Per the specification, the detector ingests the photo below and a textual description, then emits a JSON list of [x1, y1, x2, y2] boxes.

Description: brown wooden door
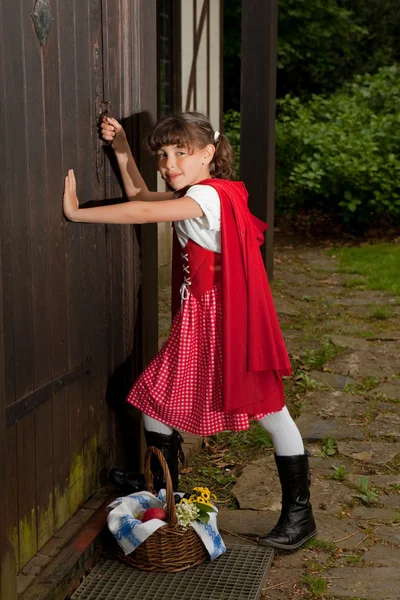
[[0, 0, 155, 572]]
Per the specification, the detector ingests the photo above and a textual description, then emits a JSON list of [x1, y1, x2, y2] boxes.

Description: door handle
[[96, 100, 112, 182]]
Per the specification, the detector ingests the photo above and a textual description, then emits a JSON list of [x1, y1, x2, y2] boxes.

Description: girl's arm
[[102, 117, 174, 202], [63, 169, 202, 224]]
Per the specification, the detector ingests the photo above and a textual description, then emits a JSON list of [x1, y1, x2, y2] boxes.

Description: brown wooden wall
[[0, 0, 158, 572]]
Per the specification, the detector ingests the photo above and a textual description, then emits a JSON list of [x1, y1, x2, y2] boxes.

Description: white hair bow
[[214, 131, 220, 142]]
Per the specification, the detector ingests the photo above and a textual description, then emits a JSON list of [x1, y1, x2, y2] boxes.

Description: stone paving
[[218, 240, 400, 600]]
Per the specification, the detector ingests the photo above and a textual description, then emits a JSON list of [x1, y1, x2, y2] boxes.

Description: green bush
[[223, 109, 241, 178], [275, 66, 400, 226], [277, 0, 366, 97]]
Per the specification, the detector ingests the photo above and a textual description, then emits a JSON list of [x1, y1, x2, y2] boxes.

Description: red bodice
[[172, 231, 221, 315]]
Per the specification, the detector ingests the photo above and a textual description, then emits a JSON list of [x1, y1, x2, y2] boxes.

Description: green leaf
[[192, 502, 217, 514], [197, 514, 210, 525]]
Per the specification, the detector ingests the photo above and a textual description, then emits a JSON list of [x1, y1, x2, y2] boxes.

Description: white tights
[[258, 406, 304, 456], [142, 406, 304, 457]]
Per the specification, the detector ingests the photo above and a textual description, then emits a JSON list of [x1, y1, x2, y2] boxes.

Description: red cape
[[172, 178, 292, 414]]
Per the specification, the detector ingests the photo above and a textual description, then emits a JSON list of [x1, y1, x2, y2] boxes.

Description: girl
[[63, 111, 316, 550]]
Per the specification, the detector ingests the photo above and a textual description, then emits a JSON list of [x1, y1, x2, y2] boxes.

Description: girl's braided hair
[[145, 111, 236, 180]]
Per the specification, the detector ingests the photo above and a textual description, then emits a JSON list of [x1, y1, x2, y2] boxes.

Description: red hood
[[173, 178, 291, 414]]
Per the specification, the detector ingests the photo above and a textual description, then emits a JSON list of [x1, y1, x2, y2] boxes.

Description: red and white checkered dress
[[126, 185, 276, 435], [126, 279, 268, 436]]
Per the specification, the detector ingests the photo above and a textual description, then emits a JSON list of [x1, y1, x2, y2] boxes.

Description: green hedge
[[275, 66, 400, 225], [223, 109, 241, 178], [224, 67, 400, 227]]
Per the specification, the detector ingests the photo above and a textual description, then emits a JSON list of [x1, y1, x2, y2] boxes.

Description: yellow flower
[[193, 486, 212, 493], [187, 487, 216, 508]]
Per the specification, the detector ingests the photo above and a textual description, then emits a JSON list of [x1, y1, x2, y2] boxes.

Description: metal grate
[[71, 545, 274, 600]]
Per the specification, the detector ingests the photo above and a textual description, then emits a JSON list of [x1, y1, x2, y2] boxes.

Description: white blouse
[[174, 184, 221, 252]]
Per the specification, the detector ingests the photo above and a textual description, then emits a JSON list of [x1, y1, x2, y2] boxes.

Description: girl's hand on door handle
[[101, 117, 126, 150]]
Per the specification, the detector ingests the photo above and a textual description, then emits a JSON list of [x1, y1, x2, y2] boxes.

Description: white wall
[[180, 0, 222, 130]]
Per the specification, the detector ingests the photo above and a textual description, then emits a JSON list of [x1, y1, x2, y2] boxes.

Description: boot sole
[[258, 529, 317, 550]]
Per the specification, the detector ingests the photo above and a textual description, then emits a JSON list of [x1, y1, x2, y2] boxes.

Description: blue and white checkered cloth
[[107, 490, 226, 560]]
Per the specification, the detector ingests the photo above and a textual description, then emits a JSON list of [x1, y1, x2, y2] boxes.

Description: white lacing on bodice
[[180, 252, 192, 303]]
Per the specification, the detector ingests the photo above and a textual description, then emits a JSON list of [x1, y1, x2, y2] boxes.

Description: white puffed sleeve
[[185, 184, 221, 232]]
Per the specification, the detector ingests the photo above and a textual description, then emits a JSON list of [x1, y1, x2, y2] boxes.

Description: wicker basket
[[120, 446, 209, 572]]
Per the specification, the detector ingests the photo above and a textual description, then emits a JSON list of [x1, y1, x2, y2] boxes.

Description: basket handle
[[144, 446, 177, 526]]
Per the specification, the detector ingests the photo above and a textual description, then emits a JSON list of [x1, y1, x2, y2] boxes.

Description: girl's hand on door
[[101, 117, 126, 150], [63, 169, 80, 221]]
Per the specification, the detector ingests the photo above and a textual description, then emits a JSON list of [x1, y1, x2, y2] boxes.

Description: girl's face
[[156, 143, 215, 190]]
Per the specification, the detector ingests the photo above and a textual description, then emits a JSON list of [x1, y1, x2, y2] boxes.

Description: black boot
[[108, 429, 184, 494], [144, 429, 185, 492], [107, 468, 146, 494], [258, 453, 316, 550]]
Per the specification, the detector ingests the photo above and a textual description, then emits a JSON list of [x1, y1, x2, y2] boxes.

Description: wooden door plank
[[130, 0, 159, 471], [58, 0, 84, 521], [75, 0, 101, 501], [2, 0, 34, 402], [22, 0, 51, 390], [102, 0, 132, 469], [136, 0, 159, 368], [103, 0, 125, 373], [1, 0, 38, 569], [0, 0, 19, 578], [52, 390, 71, 531], [5, 427, 19, 572], [17, 414, 37, 568], [44, 2, 71, 535], [21, 0, 55, 553], [91, 0, 110, 480], [0, 215, 17, 599], [34, 403, 54, 550], [0, 0, 16, 407]]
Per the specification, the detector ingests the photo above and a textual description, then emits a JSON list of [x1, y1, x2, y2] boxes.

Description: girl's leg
[[257, 406, 304, 456], [257, 406, 316, 550], [142, 415, 183, 491], [142, 414, 173, 435], [108, 414, 183, 492]]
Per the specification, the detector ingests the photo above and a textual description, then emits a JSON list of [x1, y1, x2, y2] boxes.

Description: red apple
[[141, 508, 167, 523]]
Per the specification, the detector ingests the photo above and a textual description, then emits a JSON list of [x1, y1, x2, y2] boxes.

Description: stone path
[[218, 241, 400, 600]]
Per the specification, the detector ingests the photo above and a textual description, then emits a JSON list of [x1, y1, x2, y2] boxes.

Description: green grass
[[295, 371, 317, 390], [328, 243, 400, 295], [343, 376, 380, 395], [343, 276, 367, 289], [343, 554, 363, 565], [368, 305, 392, 320], [301, 573, 329, 597], [354, 476, 379, 504], [179, 421, 274, 506], [331, 465, 347, 481], [320, 438, 337, 457], [302, 340, 341, 370], [304, 538, 336, 553], [213, 424, 273, 451]]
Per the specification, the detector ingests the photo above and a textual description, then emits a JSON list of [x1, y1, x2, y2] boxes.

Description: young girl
[[63, 111, 316, 550]]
